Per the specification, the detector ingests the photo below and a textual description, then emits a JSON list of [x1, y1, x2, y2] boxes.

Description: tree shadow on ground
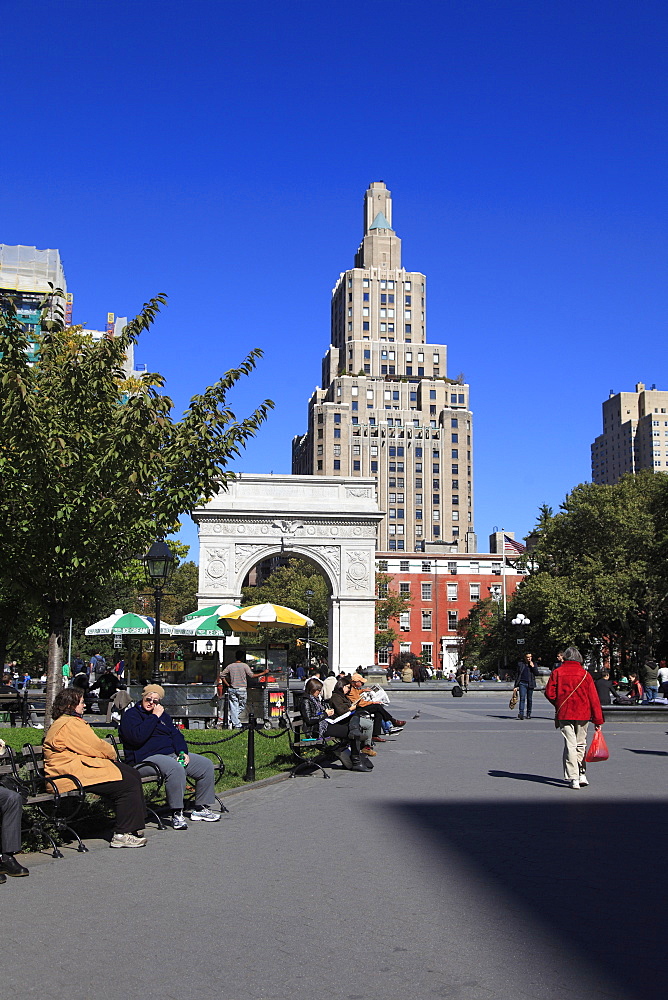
[[385, 798, 668, 1000], [624, 748, 668, 756]]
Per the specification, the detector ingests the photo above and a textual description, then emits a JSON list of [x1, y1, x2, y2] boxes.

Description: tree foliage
[[375, 572, 411, 652], [0, 293, 273, 718], [459, 473, 668, 673], [241, 557, 329, 666]]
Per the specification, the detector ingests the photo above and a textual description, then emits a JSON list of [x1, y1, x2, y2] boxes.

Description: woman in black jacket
[[300, 678, 370, 772]]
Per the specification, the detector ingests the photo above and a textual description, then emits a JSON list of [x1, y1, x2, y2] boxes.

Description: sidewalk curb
[[222, 770, 293, 799]]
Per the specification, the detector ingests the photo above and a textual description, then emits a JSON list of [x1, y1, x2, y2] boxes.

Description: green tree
[[0, 294, 273, 721], [241, 557, 329, 666], [375, 572, 411, 652], [510, 472, 668, 668]]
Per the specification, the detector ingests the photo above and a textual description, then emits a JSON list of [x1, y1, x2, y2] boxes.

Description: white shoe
[[579, 773, 589, 786], [110, 832, 147, 848], [189, 806, 220, 822], [569, 779, 580, 789]]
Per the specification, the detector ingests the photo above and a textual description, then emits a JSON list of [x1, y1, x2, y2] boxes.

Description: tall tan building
[[292, 182, 475, 553], [591, 382, 668, 483]]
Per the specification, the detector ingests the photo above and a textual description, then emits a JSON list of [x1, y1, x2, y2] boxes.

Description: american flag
[[504, 534, 526, 555]]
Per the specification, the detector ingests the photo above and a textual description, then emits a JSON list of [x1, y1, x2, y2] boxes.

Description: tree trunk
[[0, 629, 7, 677], [44, 601, 66, 728]]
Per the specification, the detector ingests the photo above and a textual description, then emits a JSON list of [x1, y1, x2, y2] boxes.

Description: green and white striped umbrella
[[183, 604, 240, 621], [85, 609, 173, 636], [171, 613, 235, 638]]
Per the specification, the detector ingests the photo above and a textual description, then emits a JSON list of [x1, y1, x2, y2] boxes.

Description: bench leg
[[146, 804, 167, 830]]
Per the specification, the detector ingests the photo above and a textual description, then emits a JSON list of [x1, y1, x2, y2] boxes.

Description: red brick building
[[376, 551, 524, 674]]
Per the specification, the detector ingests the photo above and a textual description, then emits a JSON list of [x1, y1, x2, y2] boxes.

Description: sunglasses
[[143, 697, 161, 705]]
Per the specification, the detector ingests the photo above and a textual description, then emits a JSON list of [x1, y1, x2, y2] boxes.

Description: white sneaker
[[189, 806, 220, 822], [171, 811, 188, 830], [110, 832, 147, 848], [579, 773, 589, 786], [569, 779, 581, 789]]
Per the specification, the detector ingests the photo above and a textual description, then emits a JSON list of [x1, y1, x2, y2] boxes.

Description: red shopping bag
[[585, 728, 609, 763]]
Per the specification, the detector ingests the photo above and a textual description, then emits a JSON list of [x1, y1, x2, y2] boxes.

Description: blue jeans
[[518, 682, 533, 718], [227, 687, 247, 727], [645, 684, 658, 702]]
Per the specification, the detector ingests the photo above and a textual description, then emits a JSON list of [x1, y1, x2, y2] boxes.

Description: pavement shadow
[[386, 797, 668, 1000], [488, 769, 565, 786], [624, 748, 668, 757]]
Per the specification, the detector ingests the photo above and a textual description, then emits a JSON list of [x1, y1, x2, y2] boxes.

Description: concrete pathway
[[5, 693, 665, 1000]]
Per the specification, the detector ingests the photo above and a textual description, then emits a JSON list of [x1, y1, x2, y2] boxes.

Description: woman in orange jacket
[[44, 688, 147, 848]]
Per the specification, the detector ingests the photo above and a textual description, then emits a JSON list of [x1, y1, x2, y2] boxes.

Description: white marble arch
[[191, 474, 384, 673]]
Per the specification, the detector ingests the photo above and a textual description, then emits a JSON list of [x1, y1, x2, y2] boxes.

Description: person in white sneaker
[[120, 685, 220, 829], [544, 646, 605, 789], [43, 689, 147, 847]]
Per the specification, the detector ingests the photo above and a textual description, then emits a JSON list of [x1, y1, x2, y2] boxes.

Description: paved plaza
[[5, 692, 666, 1000]]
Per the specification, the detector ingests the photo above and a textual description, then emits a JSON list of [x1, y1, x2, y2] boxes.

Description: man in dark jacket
[[120, 684, 220, 830], [514, 653, 537, 720]]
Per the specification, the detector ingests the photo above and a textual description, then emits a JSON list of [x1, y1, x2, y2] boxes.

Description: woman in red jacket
[[544, 646, 604, 789]]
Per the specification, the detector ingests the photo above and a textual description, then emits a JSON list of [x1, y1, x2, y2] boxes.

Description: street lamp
[[511, 613, 531, 647], [305, 589, 314, 673], [142, 539, 176, 682]]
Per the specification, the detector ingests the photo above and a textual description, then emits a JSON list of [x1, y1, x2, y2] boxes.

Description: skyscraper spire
[[293, 182, 474, 555]]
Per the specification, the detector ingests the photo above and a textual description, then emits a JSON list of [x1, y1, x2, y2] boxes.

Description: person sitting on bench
[[120, 684, 220, 830], [0, 740, 29, 879], [43, 689, 147, 849], [300, 678, 370, 772]]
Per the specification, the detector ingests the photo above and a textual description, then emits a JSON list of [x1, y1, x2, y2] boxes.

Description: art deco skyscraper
[[292, 182, 475, 553]]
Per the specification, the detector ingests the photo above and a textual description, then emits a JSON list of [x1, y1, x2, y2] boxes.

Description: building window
[[334, 428, 341, 438], [470, 584, 480, 601], [400, 612, 410, 631], [400, 582, 410, 595], [378, 646, 390, 663], [371, 461, 378, 473], [363, 322, 370, 331], [353, 461, 360, 471], [421, 583, 432, 601], [422, 611, 432, 630], [447, 611, 457, 631], [399, 559, 409, 571], [421, 561, 432, 572], [378, 560, 388, 572], [447, 583, 458, 601], [317, 460, 323, 470], [421, 642, 432, 664], [333, 460, 340, 470]]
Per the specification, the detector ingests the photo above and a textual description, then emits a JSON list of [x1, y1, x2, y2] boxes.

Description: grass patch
[[0, 726, 293, 792]]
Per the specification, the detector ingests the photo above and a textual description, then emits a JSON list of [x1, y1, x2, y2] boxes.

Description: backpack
[[451, 684, 463, 698]]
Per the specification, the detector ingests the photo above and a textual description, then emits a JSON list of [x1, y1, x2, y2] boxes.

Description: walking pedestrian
[[544, 646, 604, 789], [514, 653, 538, 720]]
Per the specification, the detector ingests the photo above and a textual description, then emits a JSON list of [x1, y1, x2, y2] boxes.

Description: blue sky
[[4, 1, 667, 559]]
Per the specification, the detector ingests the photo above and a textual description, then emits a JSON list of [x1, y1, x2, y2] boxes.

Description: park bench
[[5, 743, 89, 858], [285, 698, 354, 778], [0, 691, 28, 727]]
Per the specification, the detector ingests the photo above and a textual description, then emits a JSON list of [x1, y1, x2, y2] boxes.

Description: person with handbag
[[544, 646, 604, 789], [514, 653, 538, 720]]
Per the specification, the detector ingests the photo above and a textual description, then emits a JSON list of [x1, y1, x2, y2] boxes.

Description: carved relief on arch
[[204, 548, 228, 589], [346, 550, 370, 592], [234, 543, 268, 574]]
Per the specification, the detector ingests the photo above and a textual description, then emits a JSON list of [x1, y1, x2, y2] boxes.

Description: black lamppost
[[142, 539, 176, 682]]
